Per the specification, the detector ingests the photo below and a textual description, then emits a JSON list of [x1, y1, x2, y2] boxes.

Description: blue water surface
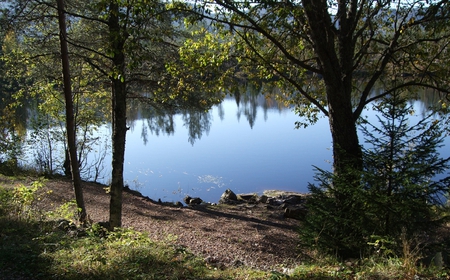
[[123, 98, 333, 203]]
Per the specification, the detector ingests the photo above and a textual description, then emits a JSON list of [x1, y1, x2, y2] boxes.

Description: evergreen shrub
[[300, 94, 450, 259]]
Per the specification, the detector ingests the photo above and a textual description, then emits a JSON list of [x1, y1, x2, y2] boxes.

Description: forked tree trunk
[[56, 0, 87, 223], [302, 0, 363, 179]]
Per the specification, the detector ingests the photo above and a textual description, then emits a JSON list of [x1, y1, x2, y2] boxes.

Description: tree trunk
[[56, 0, 87, 223], [327, 86, 363, 176], [302, 0, 363, 177], [108, 0, 128, 229]]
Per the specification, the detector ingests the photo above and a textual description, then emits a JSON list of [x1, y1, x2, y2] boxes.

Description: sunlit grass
[[45, 228, 209, 279]]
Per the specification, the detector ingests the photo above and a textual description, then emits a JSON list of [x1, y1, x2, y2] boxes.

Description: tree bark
[[108, 0, 128, 229], [327, 86, 362, 175], [56, 0, 87, 223], [302, 0, 362, 177]]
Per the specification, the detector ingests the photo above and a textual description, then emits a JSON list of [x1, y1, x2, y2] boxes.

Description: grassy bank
[[0, 176, 448, 279]]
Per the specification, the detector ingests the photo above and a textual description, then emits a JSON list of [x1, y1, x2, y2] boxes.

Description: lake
[[114, 94, 448, 204], [123, 95, 333, 203], [21, 91, 449, 204]]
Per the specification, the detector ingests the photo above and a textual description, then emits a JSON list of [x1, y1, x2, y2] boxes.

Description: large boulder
[[219, 189, 238, 204]]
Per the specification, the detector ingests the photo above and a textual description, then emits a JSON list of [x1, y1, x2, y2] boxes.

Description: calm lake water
[[114, 94, 448, 204], [123, 96, 333, 203], [22, 91, 449, 204]]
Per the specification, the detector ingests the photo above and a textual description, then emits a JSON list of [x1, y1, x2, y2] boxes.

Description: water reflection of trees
[[126, 82, 447, 146], [127, 99, 212, 145], [181, 109, 211, 145], [127, 83, 293, 145], [230, 82, 291, 128]]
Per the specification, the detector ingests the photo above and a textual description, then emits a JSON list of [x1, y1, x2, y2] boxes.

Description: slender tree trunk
[[108, 0, 128, 229], [56, 0, 87, 223]]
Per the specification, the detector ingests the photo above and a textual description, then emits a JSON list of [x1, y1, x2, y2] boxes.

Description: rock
[[244, 204, 257, 209], [55, 219, 90, 237], [219, 189, 238, 204], [265, 204, 274, 210], [261, 191, 309, 208], [183, 196, 191, 204], [433, 252, 446, 269], [259, 194, 268, 203], [184, 195, 202, 205], [215, 189, 309, 221], [237, 193, 258, 203], [283, 195, 305, 205], [266, 197, 282, 206], [158, 198, 184, 207], [189, 197, 203, 205], [263, 190, 307, 198], [174, 201, 183, 207], [263, 190, 301, 197], [283, 206, 308, 220]]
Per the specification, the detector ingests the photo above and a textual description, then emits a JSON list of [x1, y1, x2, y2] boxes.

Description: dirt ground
[[1, 175, 305, 271]]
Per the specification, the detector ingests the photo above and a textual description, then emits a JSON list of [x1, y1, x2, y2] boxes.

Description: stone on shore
[[219, 189, 238, 204], [217, 189, 309, 220], [184, 195, 203, 205], [237, 193, 258, 203]]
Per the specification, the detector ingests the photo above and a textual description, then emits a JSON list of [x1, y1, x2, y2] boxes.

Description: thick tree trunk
[[108, 0, 127, 229], [56, 0, 87, 223], [302, 0, 363, 177], [327, 86, 362, 176]]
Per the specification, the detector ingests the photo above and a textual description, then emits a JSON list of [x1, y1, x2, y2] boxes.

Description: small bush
[[0, 178, 47, 221], [47, 199, 80, 222]]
